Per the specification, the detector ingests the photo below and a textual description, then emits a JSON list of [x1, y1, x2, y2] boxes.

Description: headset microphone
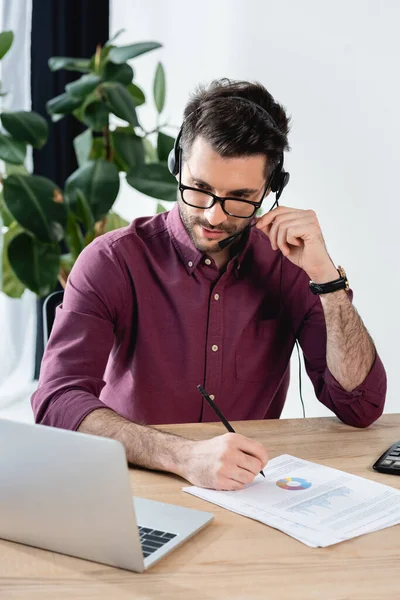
[[218, 222, 256, 250]]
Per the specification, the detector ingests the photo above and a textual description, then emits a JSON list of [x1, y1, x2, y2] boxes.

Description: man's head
[[175, 79, 291, 263]]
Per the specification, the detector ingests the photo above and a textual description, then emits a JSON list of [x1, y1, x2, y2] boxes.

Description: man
[[32, 79, 386, 491]]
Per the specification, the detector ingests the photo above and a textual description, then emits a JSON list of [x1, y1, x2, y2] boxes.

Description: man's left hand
[[255, 206, 338, 283]]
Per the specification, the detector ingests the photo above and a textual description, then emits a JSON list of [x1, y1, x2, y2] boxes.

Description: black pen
[[197, 385, 265, 478]]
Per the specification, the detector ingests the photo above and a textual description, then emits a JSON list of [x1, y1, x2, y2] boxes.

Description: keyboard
[[373, 441, 400, 475], [138, 526, 177, 558]]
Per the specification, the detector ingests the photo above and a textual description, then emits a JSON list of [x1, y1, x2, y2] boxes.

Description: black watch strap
[[309, 265, 349, 295]]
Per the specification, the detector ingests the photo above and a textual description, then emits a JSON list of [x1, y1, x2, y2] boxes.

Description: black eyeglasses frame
[[178, 151, 272, 219]]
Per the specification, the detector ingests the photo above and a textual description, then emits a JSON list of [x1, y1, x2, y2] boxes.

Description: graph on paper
[[286, 486, 352, 516]]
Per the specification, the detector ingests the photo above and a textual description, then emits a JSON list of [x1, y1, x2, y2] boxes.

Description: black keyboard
[[373, 441, 400, 475], [138, 526, 177, 558]]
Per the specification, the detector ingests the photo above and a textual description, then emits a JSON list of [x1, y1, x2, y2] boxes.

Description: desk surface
[[1, 415, 400, 599]]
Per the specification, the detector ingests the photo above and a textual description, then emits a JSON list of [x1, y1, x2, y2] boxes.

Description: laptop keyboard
[[138, 526, 177, 558]]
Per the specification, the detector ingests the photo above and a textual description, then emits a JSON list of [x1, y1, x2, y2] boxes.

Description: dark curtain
[[31, 0, 109, 379]]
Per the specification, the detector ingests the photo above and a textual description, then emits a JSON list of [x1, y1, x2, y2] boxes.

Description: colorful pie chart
[[276, 477, 312, 490]]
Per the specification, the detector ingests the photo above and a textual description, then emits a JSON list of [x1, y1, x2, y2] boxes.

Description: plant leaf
[[0, 111, 49, 148], [0, 190, 14, 227], [8, 231, 60, 297], [0, 134, 26, 164], [1, 221, 26, 298], [73, 129, 93, 167], [127, 163, 177, 202], [59, 252, 75, 281], [101, 82, 138, 126], [65, 211, 84, 261], [153, 62, 166, 114], [65, 159, 120, 222], [5, 163, 29, 176], [93, 45, 113, 73], [105, 29, 126, 47], [127, 83, 145, 107], [142, 138, 158, 164], [71, 90, 98, 123], [102, 61, 134, 85], [104, 210, 129, 232], [156, 203, 166, 213], [48, 56, 91, 72], [3, 175, 67, 243], [65, 74, 101, 100], [89, 136, 106, 160], [112, 129, 144, 170], [157, 131, 175, 162], [82, 101, 109, 131], [46, 92, 82, 116], [108, 42, 162, 64], [75, 189, 95, 231], [0, 31, 14, 60]]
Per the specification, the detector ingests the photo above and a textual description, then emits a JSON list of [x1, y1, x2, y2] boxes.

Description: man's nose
[[204, 200, 228, 226]]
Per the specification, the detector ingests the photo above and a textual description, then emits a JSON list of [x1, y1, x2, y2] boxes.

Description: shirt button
[[205, 258, 211, 265], [188, 261, 193, 267], [214, 293, 220, 301], [212, 344, 219, 352], [209, 394, 215, 401]]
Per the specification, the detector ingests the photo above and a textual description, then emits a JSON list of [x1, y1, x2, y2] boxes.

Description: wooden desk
[[1, 415, 400, 599]]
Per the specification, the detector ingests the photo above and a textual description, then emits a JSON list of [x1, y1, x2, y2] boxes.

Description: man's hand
[[256, 206, 338, 283], [182, 432, 268, 490]]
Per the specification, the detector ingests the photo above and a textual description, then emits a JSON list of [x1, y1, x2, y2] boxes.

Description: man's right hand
[[181, 432, 268, 490]]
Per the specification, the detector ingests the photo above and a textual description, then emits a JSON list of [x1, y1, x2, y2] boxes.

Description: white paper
[[183, 454, 400, 547]]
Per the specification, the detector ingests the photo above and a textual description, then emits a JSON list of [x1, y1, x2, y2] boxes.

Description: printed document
[[183, 454, 400, 547]]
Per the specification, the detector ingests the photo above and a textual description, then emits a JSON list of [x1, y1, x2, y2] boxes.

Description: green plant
[[0, 29, 177, 298], [0, 31, 54, 298]]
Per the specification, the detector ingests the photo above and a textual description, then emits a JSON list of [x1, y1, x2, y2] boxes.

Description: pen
[[197, 385, 265, 478]]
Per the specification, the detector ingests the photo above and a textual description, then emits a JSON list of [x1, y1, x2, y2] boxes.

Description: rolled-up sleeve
[[297, 291, 387, 428], [31, 235, 128, 431]]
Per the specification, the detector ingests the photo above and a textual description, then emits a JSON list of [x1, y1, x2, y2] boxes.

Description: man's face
[[177, 136, 268, 256]]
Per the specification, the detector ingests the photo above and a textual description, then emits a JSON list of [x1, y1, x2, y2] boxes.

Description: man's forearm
[[78, 408, 194, 477], [320, 289, 376, 392]]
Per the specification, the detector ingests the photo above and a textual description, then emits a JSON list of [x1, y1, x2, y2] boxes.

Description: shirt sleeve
[[31, 235, 129, 431], [297, 290, 387, 428]]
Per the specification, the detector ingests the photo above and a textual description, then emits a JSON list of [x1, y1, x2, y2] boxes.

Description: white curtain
[[0, 0, 37, 419]]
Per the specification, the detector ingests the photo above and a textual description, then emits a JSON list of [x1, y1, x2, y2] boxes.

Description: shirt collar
[[166, 203, 255, 276]]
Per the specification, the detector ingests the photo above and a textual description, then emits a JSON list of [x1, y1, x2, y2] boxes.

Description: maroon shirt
[[31, 204, 386, 430]]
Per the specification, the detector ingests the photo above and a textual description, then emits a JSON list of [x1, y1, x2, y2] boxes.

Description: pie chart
[[276, 477, 312, 490]]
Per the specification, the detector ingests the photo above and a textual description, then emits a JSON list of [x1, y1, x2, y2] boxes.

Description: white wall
[[111, 0, 400, 418]]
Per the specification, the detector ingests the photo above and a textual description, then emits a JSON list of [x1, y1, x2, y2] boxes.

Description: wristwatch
[[309, 265, 349, 295]]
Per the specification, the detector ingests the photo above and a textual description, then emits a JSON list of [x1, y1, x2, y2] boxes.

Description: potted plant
[[1, 29, 177, 299]]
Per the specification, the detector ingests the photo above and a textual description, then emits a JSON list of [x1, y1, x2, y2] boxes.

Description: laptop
[[0, 419, 213, 571]]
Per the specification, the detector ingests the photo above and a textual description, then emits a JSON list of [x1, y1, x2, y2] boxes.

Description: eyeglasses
[[179, 184, 264, 219], [178, 153, 270, 219]]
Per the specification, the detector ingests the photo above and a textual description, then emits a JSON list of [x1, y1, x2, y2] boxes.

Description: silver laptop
[[0, 419, 213, 571]]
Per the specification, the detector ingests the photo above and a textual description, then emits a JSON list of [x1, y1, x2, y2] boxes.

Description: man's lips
[[200, 226, 229, 240]]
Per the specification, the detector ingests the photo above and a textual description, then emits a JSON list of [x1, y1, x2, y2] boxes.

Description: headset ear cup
[[168, 127, 183, 176], [168, 148, 177, 175], [275, 171, 290, 201], [282, 171, 290, 190], [271, 170, 290, 195]]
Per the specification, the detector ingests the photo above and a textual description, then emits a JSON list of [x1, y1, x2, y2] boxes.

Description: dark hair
[[181, 78, 291, 177]]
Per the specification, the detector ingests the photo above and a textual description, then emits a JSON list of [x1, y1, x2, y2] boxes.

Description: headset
[[168, 96, 306, 418]]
